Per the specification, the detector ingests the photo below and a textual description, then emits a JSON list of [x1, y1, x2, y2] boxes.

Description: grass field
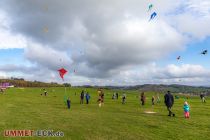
[[0, 87, 210, 140]]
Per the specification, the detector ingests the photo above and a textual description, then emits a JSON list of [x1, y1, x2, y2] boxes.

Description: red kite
[[58, 68, 67, 80]]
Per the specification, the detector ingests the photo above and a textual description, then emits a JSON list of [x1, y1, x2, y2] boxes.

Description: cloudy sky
[[0, 0, 210, 86]]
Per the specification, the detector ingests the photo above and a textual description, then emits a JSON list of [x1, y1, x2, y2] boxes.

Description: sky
[[0, 0, 210, 86]]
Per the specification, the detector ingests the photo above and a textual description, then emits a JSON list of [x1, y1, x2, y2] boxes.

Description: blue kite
[[149, 12, 157, 21]]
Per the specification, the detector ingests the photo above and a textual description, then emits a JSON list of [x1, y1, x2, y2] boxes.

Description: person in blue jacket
[[85, 92, 90, 104]]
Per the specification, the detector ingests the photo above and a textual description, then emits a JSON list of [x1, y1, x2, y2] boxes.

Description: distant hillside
[[0, 78, 66, 87], [124, 84, 210, 94], [81, 84, 210, 95]]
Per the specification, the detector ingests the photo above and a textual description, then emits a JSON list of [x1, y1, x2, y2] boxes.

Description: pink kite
[[58, 68, 67, 80]]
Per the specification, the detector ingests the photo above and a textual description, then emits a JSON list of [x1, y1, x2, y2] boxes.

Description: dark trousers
[[167, 106, 173, 116], [86, 99, 89, 104], [67, 101, 70, 109]]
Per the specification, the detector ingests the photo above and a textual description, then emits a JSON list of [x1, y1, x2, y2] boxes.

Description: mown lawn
[[0, 87, 209, 140]]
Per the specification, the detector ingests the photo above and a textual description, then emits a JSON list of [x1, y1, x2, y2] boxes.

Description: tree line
[[0, 78, 71, 87]]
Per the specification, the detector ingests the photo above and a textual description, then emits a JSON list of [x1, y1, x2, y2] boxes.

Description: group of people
[[140, 92, 160, 106], [40, 89, 47, 96], [139, 91, 191, 118], [80, 90, 91, 104], [165, 91, 190, 118], [64, 89, 196, 119], [112, 92, 126, 104], [65, 90, 90, 110]]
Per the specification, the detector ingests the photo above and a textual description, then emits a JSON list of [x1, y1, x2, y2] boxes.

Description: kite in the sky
[[177, 56, 181, 60], [201, 50, 208, 55], [149, 12, 157, 21], [74, 69, 76, 73], [148, 4, 153, 11], [43, 27, 49, 33], [58, 68, 67, 80]]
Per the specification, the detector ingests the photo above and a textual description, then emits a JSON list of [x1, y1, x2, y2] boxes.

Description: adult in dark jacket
[[116, 93, 119, 99], [164, 91, 175, 117], [140, 92, 146, 106]]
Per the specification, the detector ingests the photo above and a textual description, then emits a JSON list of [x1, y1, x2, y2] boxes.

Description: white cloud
[[0, 71, 7, 79], [24, 42, 72, 70], [0, 10, 27, 49], [166, 0, 210, 40], [0, 0, 210, 85]]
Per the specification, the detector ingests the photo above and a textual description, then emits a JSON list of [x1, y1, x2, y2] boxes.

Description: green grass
[[0, 87, 210, 140]]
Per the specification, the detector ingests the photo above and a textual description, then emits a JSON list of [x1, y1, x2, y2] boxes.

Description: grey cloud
[[0, 1, 185, 76], [1, 0, 209, 84]]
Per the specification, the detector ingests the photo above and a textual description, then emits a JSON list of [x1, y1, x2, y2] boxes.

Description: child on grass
[[67, 97, 71, 109], [183, 101, 190, 118]]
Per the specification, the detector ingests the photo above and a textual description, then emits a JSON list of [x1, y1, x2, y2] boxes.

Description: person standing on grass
[[44, 89, 47, 96], [101, 90, 105, 105], [122, 94, 126, 104], [183, 101, 190, 118], [156, 93, 160, 103], [97, 89, 102, 107], [97, 89, 104, 107], [67, 97, 71, 109], [85, 92, 90, 104], [80, 90, 84, 104], [112, 93, 115, 99], [152, 96, 155, 105], [140, 92, 146, 106], [200, 93, 206, 103], [164, 91, 175, 117]]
